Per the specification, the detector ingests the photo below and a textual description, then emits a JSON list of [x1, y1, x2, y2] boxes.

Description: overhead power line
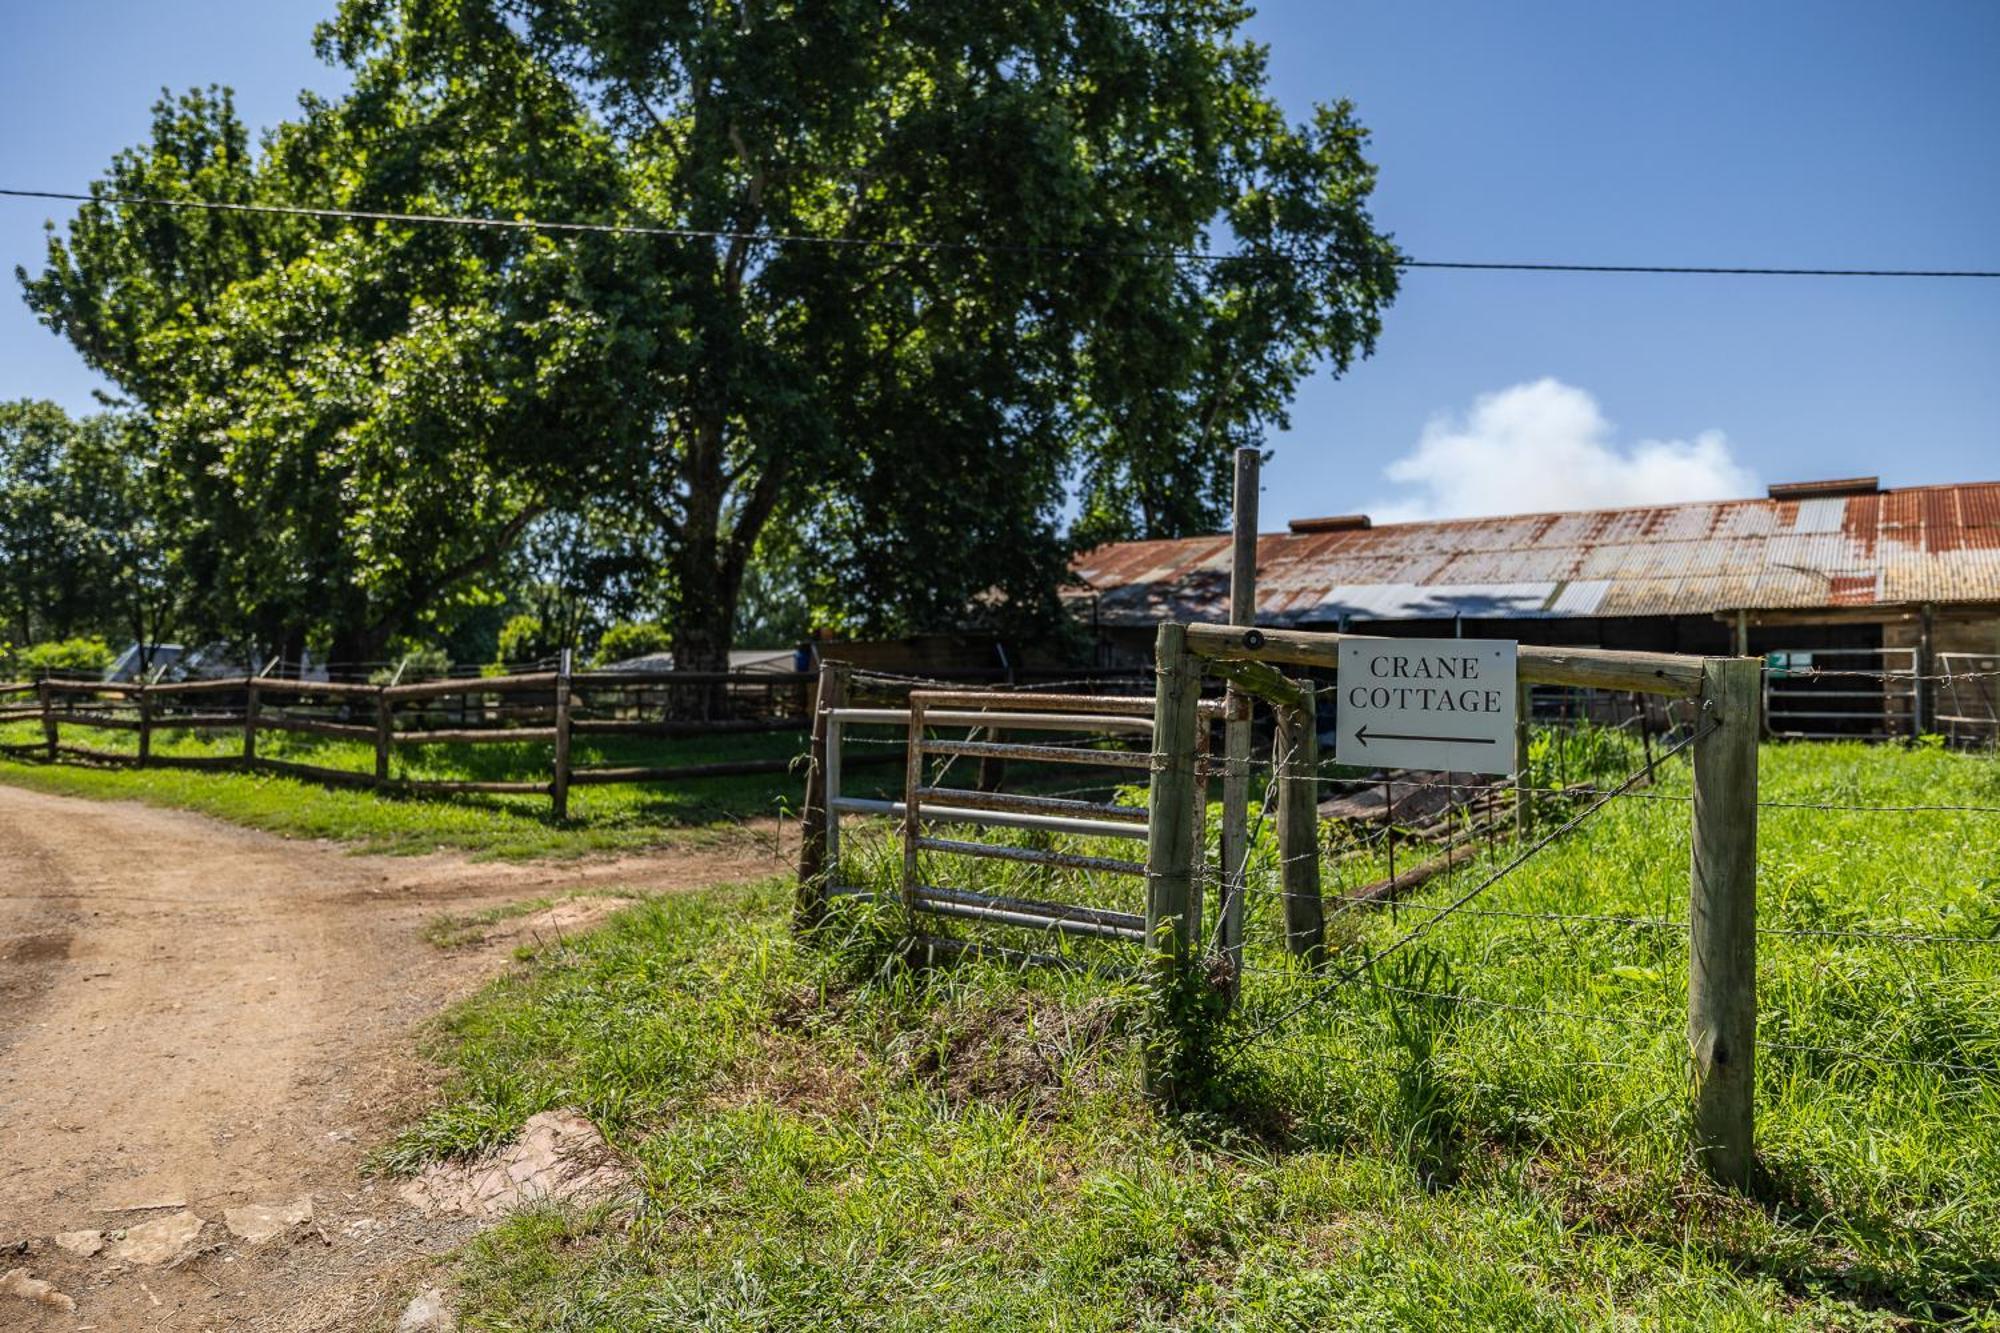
[[4, 187, 1998, 279]]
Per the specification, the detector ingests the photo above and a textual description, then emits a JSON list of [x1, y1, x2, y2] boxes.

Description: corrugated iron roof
[[1072, 482, 2000, 627]]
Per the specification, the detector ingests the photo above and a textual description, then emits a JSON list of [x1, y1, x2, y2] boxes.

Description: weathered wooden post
[[1274, 681, 1324, 962], [39, 679, 56, 760], [1219, 446, 1259, 979], [1916, 602, 1936, 739], [1688, 656, 1761, 1187], [551, 648, 573, 819], [1143, 622, 1203, 1098], [135, 683, 152, 767], [373, 686, 391, 784], [243, 675, 260, 765], [797, 659, 851, 927]]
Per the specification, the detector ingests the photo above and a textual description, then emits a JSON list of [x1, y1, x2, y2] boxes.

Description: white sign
[[1334, 638, 1518, 775]]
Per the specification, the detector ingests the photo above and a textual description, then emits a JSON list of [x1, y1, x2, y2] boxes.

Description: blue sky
[[2, 1, 1995, 525]]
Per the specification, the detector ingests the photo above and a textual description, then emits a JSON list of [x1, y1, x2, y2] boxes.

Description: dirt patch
[[891, 995, 1125, 1120], [430, 893, 642, 951], [4, 931, 71, 964], [0, 783, 793, 1330]]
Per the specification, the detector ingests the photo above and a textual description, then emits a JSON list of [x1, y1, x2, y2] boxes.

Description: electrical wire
[[4, 187, 1997, 279]]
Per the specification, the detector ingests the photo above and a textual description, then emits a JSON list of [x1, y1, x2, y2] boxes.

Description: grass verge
[[0, 722, 841, 857], [386, 740, 2000, 1329]]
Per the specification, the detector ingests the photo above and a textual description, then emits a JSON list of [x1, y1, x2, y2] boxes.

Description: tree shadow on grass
[[1729, 1154, 2000, 1322]]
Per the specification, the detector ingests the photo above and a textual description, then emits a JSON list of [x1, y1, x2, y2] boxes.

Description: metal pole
[[551, 648, 573, 819], [1220, 446, 1259, 982], [797, 660, 850, 927]]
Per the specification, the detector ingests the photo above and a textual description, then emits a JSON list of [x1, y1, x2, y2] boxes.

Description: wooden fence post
[[1219, 446, 1259, 982], [39, 679, 56, 760], [797, 660, 850, 927], [1514, 679, 1534, 838], [1143, 622, 1202, 1098], [1689, 655, 1761, 1188], [243, 677, 260, 765], [373, 687, 391, 784], [136, 683, 152, 767], [551, 649, 573, 819], [1274, 681, 1324, 963]]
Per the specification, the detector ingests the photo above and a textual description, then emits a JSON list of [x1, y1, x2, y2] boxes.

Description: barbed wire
[[1758, 1039, 1998, 1080], [1220, 719, 1715, 1054]]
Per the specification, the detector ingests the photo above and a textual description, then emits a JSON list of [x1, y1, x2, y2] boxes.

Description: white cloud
[[1366, 378, 1758, 523]]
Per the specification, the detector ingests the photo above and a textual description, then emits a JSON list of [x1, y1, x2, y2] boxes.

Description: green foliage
[[19, 635, 114, 675], [591, 620, 670, 667], [1527, 717, 1644, 791], [495, 614, 553, 666], [369, 646, 453, 685], [23, 3, 1397, 667], [0, 400, 168, 652]]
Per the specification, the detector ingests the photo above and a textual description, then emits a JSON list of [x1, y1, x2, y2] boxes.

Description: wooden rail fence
[[0, 664, 841, 817]]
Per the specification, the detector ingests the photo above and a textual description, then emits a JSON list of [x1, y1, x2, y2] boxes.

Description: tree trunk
[[669, 502, 744, 719], [327, 626, 383, 679]]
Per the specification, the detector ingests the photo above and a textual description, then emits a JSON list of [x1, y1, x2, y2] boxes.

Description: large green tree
[[23, 1, 1397, 670], [23, 81, 619, 664], [0, 400, 172, 660]]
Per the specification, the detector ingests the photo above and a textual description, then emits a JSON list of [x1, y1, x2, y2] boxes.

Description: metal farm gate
[[797, 673, 1224, 962]]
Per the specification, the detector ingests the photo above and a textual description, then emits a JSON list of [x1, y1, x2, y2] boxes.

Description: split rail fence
[[0, 661, 823, 817]]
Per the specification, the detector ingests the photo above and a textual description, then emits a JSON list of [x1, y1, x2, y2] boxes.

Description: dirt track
[[0, 783, 788, 1329]]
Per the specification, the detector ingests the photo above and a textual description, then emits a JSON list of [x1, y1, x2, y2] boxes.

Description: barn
[[1071, 477, 2000, 743]]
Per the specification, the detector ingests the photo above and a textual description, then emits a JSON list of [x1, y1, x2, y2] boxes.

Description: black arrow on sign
[[1354, 723, 1497, 747]]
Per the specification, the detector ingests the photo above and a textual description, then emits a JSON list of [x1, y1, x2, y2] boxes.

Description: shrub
[[593, 620, 672, 667], [495, 615, 552, 666], [20, 636, 114, 676], [369, 646, 454, 685]]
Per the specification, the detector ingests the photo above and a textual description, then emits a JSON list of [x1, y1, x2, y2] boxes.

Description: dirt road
[[0, 783, 788, 1329]]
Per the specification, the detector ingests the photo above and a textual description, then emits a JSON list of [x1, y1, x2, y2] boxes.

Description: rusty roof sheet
[[1073, 482, 2000, 626]]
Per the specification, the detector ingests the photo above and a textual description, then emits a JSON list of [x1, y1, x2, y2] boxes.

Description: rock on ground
[[224, 1196, 315, 1244], [110, 1209, 205, 1265], [397, 1285, 457, 1331], [53, 1229, 103, 1258], [1, 1267, 76, 1313], [398, 1110, 625, 1219]]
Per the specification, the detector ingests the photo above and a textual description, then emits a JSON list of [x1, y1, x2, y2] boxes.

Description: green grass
[[383, 738, 2000, 1329], [0, 718, 854, 857]]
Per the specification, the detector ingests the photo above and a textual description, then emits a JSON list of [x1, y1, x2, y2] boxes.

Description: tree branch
[[722, 451, 788, 579]]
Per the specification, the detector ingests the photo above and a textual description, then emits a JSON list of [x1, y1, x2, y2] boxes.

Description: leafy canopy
[[22, 1, 1397, 664]]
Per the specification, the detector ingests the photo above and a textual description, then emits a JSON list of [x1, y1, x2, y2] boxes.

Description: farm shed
[[1071, 477, 2000, 742]]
